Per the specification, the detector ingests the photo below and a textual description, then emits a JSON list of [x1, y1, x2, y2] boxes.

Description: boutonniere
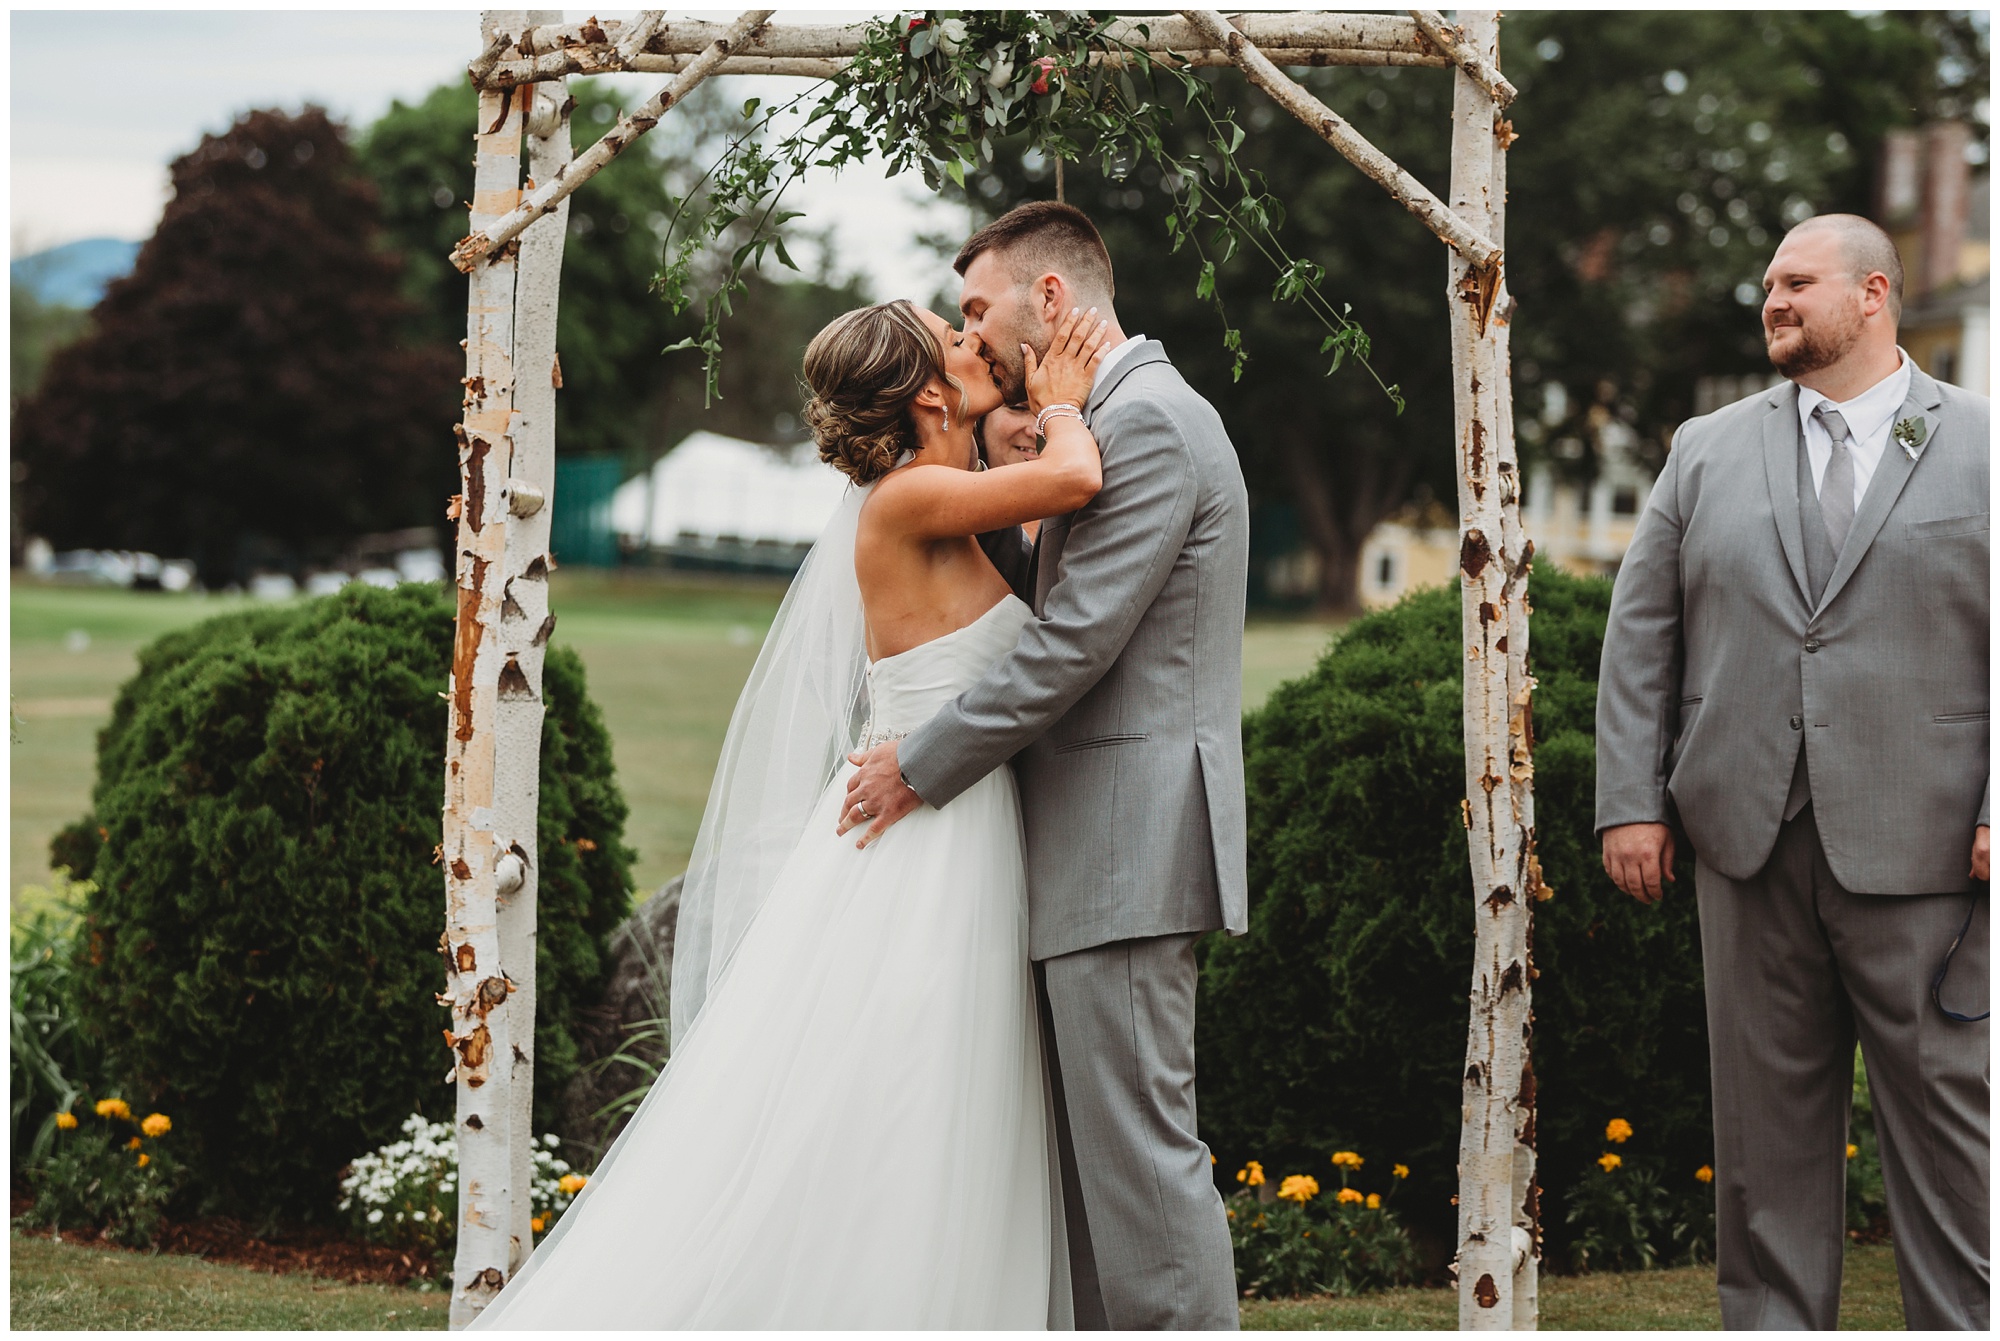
[[1892, 416, 1929, 458]]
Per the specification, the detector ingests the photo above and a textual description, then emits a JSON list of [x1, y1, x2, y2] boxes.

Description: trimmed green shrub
[[56, 583, 633, 1220], [1198, 568, 1710, 1266]]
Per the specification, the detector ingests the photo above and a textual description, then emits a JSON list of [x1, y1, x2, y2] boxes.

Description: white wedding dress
[[472, 593, 1053, 1330]]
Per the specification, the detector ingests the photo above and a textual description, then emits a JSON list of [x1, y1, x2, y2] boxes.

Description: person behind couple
[[978, 403, 1045, 538], [1597, 212, 1988, 1330], [842, 200, 1251, 1330]]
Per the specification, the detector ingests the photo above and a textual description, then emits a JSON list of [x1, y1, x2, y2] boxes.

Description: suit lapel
[[1761, 384, 1812, 608], [1815, 368, 1944, 612]]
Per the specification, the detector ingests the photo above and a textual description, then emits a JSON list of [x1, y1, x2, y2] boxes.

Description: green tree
[[358, 81, 869, 469], [11, 108, 453, 586], [960, 10, 1985, 611], [9, 286, 89, 408], [1499, 10, 1985, 472]]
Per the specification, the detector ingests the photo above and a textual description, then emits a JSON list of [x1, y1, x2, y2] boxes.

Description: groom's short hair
[[955, 202, 1115, 303]]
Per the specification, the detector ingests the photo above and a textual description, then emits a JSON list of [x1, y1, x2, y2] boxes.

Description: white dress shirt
[[1090, 333, 1147, 398], [1794, 349, 1912, 514]]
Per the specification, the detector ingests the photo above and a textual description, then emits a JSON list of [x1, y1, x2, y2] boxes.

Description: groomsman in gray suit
[[841, 202, 1248, 1329], [1597, 213, 1988, 1330]]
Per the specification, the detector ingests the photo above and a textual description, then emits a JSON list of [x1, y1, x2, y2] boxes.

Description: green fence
[[551, 456, 623, 568]]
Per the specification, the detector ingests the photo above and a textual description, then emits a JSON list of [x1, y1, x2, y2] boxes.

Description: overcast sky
[[8, 7, 967, 303]]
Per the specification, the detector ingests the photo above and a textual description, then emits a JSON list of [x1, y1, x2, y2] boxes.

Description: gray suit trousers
[[1697, 806, 1989, 1330], [1035, 934, 1239, 1330]]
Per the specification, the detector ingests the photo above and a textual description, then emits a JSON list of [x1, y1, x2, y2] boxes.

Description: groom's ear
[[1032, 273, 1067, 324]]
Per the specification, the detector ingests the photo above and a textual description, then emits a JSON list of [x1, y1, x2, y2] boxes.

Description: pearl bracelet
[[1035, 403, 1083, 435]]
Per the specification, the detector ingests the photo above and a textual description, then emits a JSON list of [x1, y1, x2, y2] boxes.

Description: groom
[[842, 201, 1249, 1329]]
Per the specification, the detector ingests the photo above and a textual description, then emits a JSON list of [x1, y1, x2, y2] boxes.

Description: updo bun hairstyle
[[801, 300, 967, 486]]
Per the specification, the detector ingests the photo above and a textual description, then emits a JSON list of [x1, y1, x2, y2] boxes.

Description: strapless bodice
[[859, 595, 1032, 748]]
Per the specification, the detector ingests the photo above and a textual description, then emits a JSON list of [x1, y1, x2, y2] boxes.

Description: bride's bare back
[[855, 307, 1110, 660]]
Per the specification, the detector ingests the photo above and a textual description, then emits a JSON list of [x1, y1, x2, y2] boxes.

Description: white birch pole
[[1446, 11, 1538, 1331], [486, 6, 571, 1283], [444, 10, 528, 1328]]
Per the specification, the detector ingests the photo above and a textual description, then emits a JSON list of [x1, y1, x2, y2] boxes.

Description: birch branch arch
[[440, 10, 1538, 1330]]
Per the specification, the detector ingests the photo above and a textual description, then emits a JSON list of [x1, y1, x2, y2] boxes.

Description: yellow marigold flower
[[1597, 1152, 1623, 1172], [530, 1216, 546, 1233], [1236, 1161, 1265, 1187], [1846, 1143, 1859, 1160], [127, 1136, 145, 1150], [136, 1153, 150, 1168], [1226, 1209, 1236, 1221], [1695, 1165, 1715, 1183], [1278, 1174, 1320, 1203], [1366, 1193, 1382, 1209], [1330, 1150, 1364, 1169], [1392, 1163, 1409, 1180], [1605, 1118, 1634, 1144], [95, 1098, 131, 1121], [1335, 1186, 1364, 1205], [141, 1113, 171, 1138], [557, 1173, 587, 1195], [55, 1111, 78, 1130]]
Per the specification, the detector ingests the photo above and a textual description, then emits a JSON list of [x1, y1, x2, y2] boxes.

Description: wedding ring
[[858, 802, 873, 820]]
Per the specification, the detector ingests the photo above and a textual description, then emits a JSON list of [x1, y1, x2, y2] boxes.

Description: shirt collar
[[1795, 348, 1912, 441], [1091, 333, 1147, 395]]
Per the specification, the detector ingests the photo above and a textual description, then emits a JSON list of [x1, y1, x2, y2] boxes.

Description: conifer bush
[[1198, 568, 1711, 1266], [56, 583, 633, 1220]]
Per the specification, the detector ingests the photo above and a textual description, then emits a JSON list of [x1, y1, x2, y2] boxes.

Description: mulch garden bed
[[10, 1178, 441, 1286]]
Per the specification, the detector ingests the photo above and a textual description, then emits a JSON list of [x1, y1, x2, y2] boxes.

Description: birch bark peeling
[[451, 9, 774, 273], [447, 14, 528, 1328], [1445, 12, 1537, 1332], [488, 7, 570, 1283], [1180, 9, 1502, 269], [1408, 9, 1518, 108], [510, 11, 1436, 60]]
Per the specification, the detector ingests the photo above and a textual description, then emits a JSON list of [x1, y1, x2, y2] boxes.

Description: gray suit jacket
[[900, 342, 1252, 960], [1596, 365, 1989, 893]]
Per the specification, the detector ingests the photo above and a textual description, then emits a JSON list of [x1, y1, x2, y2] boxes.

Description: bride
[[470, 302, 1112, 1329]]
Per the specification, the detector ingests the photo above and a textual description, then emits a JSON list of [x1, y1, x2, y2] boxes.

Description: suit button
[[1790, 715, 1803, 730], [1804, 639, 1822, 653]]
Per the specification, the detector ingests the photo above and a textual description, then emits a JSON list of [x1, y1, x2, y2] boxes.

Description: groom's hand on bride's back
[[839, 742, 923, 847]]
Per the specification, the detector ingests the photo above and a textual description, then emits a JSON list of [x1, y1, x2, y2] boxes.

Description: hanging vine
[[654, 10, 1402, 412]]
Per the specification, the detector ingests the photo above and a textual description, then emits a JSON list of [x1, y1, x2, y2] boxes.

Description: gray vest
[[1783, 429, 1844, 819]]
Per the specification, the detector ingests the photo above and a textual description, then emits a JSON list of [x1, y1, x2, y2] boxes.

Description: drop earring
[[942, 404, 951, 433]]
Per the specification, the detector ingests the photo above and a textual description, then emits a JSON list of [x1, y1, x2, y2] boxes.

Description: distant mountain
[[11, 238, 141, 309]]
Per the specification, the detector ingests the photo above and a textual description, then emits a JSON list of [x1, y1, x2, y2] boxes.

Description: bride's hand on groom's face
[[1023, 307, 1110, 414], [839, 742, 923, 848]]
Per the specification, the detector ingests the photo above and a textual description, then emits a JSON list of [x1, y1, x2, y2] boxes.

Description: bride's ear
[[911, 380, 948, 413]]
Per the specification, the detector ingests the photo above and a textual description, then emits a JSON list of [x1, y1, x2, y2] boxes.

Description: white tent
[[611, 431, 848, 557]]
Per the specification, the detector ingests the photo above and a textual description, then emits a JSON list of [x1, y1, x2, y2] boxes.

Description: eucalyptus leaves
[[654, 10, 1399, 410]]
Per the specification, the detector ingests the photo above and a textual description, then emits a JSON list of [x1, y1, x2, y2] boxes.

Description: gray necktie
[[1813, 404, 1856, 555]]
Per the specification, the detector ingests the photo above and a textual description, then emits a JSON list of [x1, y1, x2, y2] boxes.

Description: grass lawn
[[10, 575, 1341, 917], [1240, 1245, 1903, 1330], [11, 1229, 1901, 1331], [9, 1232, 450, 1330]]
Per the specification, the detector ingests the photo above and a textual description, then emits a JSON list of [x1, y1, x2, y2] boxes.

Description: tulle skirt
[[471, 763, 1052, 1329]]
